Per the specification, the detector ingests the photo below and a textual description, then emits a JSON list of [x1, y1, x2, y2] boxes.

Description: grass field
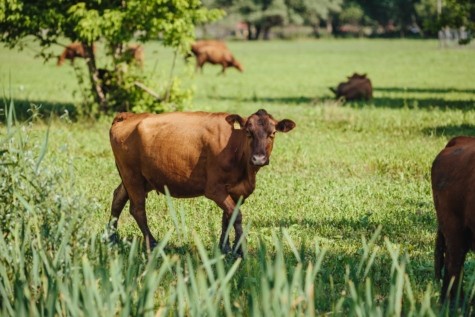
[[1, 39, 475, 315]]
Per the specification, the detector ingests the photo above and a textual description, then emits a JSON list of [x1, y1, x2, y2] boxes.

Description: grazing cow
[[330, 73, 373, 101], [57, 42, 96, 66], [431, 136, 475, 302], [109, 109, 295, 255], [123, 44, 144, 68], [194, 45, 243, 74], [190, 40, 228, 56]]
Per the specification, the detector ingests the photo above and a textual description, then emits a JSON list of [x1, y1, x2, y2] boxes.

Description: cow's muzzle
[[251, 154, 269, 166]]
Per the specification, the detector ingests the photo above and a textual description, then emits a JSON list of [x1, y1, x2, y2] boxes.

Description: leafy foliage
[[438, 0, 475, 42], [0, 0, 223, 114], [216, 0, 342, 39]]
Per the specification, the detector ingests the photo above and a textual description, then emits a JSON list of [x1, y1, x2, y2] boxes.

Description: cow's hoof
[[233, 247, 244, 259], [220, 243, 232, 255], [108, 232, 120, 245], [146, 239, 158, 251]]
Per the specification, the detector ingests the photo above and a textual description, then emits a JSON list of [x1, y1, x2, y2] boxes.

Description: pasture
[[1, 39, 475, 315]]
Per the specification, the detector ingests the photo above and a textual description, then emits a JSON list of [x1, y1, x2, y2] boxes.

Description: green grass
[[1, 38, 475, 315]]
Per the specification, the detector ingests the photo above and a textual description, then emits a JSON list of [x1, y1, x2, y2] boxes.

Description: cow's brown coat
[[190, 40, 243, 74], [123, 44, 144, 68], [330, 73, 373, 101], [57, 42, 96, 66], [431, 136, 475, 301], [109, 109, 295, 255]]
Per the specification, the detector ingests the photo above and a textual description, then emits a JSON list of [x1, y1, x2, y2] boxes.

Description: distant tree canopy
[[213, 0, 342, 39], [0, 0, 223, 115], [205, 0, 474, 41], [438, 0, 475, 32]]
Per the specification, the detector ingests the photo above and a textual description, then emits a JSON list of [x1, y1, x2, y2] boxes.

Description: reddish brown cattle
[[109, 109, 295, 255], [431, 136, 475, 302], [123, 44, 145, 68], [190, 40, 228, 56], [57, 42, 96, 66], [194, 45, 243, 74], [330, 73, 372, 101]]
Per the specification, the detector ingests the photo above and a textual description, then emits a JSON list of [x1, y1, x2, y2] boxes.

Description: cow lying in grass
[[109, 109, 295, 256], [330, 73, 373, 101], [432, 136, 475, 302], [57, 42, 96, 66]]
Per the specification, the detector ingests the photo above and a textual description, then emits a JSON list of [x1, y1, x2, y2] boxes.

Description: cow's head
[[226, 109, 295, 166], [233, 60, 244, 72]]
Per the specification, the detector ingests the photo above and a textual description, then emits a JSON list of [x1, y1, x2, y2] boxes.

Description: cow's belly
[[155, 181, 206, 198], [142, 166, 207, 198]]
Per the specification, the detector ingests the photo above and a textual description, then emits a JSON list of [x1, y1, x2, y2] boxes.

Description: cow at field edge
[[330, 73, 372, 101], [123, 44, 144, 68], [431, 136, 475, 302], [109, 109, 295, 256], [194, 45, 243, 74], [57, 42, 96, 66]]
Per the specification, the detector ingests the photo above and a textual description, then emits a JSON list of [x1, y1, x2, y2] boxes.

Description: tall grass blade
[[35, 125, 50, 173]]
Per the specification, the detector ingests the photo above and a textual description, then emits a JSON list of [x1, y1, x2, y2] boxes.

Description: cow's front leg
[[206, 192, 244, 257], [220, 212, 232, 253]]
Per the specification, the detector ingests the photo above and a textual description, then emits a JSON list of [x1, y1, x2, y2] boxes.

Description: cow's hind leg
[[442, 231, 469, 303], [116, 167, 158, 251], [435, 229, 445, 281], [109, 183, 129, 243]]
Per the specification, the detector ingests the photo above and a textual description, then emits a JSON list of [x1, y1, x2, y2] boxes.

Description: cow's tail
[[435, 228, 445, 280], [329, 87, 337, 95]]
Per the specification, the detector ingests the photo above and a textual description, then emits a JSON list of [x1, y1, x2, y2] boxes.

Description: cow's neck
[[234, 133, 260, 174]]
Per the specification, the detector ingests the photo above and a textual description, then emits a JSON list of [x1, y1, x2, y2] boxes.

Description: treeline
[[204, 0, 475, 40]]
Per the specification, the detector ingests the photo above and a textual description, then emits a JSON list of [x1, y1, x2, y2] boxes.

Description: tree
[[352, 0, 419, 36], [0, 0, 222, 114], [437, 0, 475, 43], [233, 0, 288, 40], [286, 0, 342, 37], [215, 0, 341, 39]]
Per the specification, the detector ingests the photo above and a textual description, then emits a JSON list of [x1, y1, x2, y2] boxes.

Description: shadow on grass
[[377, 87, 475, 94], [208, 93, 474, 110], [208, 95, 317, 105], [422, 124, 475, 138], [350, 96, 475, 110], [1, 98, 77, 121]]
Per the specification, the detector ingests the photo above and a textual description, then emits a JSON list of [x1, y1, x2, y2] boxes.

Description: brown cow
[[109, 109, 295, 256], [190, 40, 228, 56], [330, 73, 372, 101], [57, 42, 96, 66], [431, 136, 475, 302], [123, 44, 144, 68], [194, 45, 243, 74]]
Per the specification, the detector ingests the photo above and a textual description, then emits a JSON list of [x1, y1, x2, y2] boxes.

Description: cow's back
[[432, 136, 475, 223], [110, 111, 237, 197]]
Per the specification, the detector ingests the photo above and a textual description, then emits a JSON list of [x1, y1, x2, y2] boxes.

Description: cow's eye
[[269, 131, 276, 139], [246, 130, 253, 138]]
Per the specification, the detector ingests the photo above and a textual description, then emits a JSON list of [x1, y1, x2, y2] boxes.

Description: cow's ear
[[226, 114, 245, 129], [276, 119, 296, 133]]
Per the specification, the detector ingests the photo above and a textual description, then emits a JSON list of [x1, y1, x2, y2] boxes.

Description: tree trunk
[[83, 42, 107, 113], [312, 24, 321, 38], [254, 25, 262, 40], [263, 26, 271, 40], [247, 23, 254, 40]]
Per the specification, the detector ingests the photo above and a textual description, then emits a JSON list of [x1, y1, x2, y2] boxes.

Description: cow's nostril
[[251, 155, 267, 166]]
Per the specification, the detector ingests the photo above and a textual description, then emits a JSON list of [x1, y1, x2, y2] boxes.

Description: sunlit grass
[[1, 39, 475, 315]]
